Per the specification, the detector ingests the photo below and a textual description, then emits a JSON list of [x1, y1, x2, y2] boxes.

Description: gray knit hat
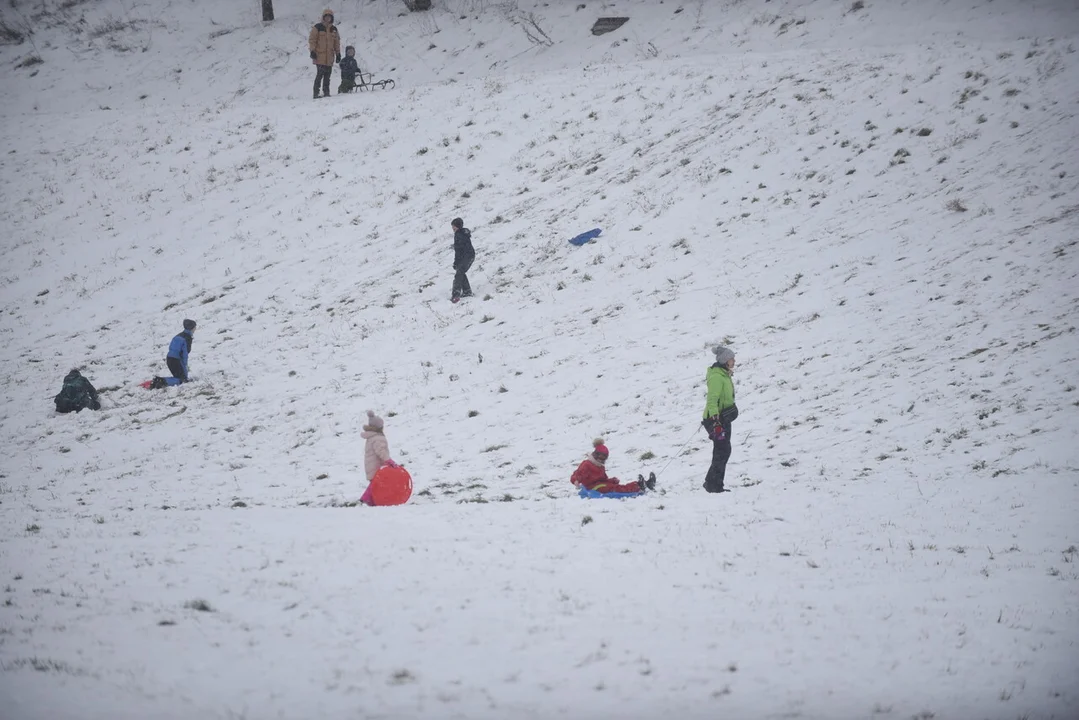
[[713, 346, 735, 365]]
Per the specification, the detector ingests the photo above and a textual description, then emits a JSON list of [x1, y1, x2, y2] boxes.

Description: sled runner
[[356, 70, 395, 91], [340, 67, 395, 94]]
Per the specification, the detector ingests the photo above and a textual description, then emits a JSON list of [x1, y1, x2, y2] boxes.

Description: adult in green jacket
[[702, 346, 738, 492]]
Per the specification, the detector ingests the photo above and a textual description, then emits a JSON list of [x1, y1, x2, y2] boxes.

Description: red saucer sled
[[367, 465, 413, 506]]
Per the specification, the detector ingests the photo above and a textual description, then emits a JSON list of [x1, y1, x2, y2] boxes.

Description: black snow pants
[[703, 425, 732, 492], [167, 357, 188, 383], [314, 65, 332, 97], [452, 256, 474, 300]]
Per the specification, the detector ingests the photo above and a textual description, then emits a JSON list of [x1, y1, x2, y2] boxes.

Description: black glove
[[336, 53, 341, 63], [310, 51, 317, 60]]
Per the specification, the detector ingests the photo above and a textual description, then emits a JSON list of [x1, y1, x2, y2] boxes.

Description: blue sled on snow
[[568, 228, 602, 246], [578, 486, 643, 499]]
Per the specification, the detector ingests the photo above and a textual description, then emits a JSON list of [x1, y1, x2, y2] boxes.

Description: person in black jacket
[[54, 369, 101, 413], [338, 45, 359, 93], [450, 217, 475, 303]]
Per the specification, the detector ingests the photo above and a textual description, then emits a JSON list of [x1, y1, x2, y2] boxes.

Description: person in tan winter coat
[[360, 410, 396, 505], [309, 9, 341, 99]]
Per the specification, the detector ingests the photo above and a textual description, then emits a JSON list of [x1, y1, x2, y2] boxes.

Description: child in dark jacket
[[54, 369, 101, 413], [338, 46, 359, 93]]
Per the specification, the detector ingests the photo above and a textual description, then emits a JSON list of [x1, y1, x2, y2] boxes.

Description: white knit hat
[[366, 410, 384, 430]]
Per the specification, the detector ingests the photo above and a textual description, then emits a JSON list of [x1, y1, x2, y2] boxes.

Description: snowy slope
[[1, 1, 1078, 718]]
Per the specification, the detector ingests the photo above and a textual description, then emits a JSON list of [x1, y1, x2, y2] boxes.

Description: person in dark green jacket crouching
[[702, 346, 738, 493], [54, 369, 101, 413]]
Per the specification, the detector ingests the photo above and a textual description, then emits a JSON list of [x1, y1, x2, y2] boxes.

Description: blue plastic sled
[[578, 486, 643, 499], [568, 228, 602, 246]]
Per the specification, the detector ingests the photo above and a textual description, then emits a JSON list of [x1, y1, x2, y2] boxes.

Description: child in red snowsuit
[[571, 438, 655, 495]]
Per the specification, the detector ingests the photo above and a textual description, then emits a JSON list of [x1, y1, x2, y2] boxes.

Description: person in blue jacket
[[165, 319, 196, 383], [148, 319, 197, 389]]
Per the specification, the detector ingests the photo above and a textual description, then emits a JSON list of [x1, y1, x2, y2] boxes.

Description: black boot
[[646, 472, 657, 491]]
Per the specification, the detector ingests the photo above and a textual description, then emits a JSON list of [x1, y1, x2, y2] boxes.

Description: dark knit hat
[[183, 319, 197, 331], [451, 217, 464, 229]]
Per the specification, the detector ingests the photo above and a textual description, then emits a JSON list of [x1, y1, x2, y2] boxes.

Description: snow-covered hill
[[1, 1, 1078, 718]]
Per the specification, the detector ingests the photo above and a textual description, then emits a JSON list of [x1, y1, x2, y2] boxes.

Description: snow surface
[[1, 0, 1078, 718]]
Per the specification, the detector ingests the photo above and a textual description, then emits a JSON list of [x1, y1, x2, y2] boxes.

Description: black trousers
[[452, 257, 474, 299], [167, 357, 187, 383], [704, 425, 732, 492], [314, 65, 332, 96]]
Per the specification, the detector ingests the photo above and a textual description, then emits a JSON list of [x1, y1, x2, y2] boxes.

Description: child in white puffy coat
[[359, 410, 397, 505]]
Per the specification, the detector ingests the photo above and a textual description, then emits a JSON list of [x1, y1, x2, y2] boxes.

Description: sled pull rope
[[657, 422, 703, 478]]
